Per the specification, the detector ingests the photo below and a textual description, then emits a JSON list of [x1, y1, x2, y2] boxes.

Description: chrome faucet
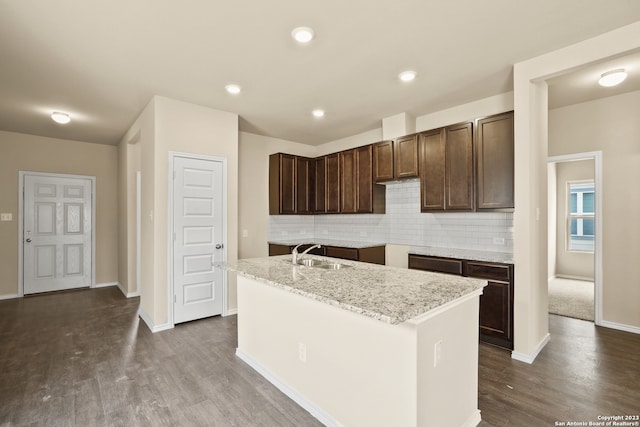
[[292, 244, 322, 264]]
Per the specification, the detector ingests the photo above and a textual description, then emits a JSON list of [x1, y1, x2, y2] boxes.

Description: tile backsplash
[[269, 180, 513, 253]]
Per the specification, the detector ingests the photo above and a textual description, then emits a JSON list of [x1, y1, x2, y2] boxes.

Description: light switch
[[0, 213, 12, 221]]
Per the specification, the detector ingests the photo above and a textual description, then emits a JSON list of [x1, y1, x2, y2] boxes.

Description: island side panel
[[416, 296, 481, 427], [236, 275, 418, 427]]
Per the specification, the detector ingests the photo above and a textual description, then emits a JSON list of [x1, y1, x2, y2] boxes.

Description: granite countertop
[[409, 246, 513, 264], [268, 239, 386, 249], [222, 255, 486, 325]]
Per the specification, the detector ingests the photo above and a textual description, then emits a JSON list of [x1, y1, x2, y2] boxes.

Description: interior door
[[173, 156, 224, 324], [23, 174, 92, 294]]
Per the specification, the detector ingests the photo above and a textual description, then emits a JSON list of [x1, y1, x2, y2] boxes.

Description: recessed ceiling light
[[312, 109, 325, 118], [398, 70, 417, 82], [598, 69, 627, 87], [51, 112, 71, 124], [292, 27, 315, 44], [225, 84, 242, 95]]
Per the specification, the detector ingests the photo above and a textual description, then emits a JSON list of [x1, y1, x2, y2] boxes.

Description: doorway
[[547, 152, 602, 325], [19, 172, 95, 295], [169, 153, 227, 324]]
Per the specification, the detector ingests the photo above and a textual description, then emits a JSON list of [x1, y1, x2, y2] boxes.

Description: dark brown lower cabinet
[[269, 244, 385, 265], [408, 254, 514, 350]]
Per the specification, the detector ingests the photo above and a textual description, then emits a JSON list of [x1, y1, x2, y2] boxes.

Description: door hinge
[[173, 232, 176, 242], [174, 294, 177, 303], [173, 170, 177, 180]]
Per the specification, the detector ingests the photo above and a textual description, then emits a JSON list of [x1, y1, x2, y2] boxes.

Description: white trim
[[462, 411, 482, 427], [599, 320, 640, 335], [18, 171, 97, 297], [554, 274, 594, 282], [116, 282, 140, 298], [236, 349, 340, 427], [511, 333, 550, 364], [224, 308, 238, 316], [0, 293, 19, 301], [94, 281, 118, 288], [136, 171, 141, 296], [168, 152, 229, 327], [548, 151, 603, 326], [138, 306, 174, 333]]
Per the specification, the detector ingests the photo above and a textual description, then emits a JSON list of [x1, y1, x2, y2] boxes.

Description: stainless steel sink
[[315, 263, 352, 270], [295, 259, 353, 269], [297, 259, 325, 267]]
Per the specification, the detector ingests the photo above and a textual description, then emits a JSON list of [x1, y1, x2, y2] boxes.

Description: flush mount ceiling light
[[51, 112, 71, 124], [312, 109, 325, 118], [598, 69, 627, 87], [225, 84, 242, 95], [291, 26, 315, 44], [398, 70, 417, 82]]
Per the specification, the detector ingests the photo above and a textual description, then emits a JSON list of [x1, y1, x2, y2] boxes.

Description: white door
[[173, 156, 224, 323], [23, 174, 92, 294]]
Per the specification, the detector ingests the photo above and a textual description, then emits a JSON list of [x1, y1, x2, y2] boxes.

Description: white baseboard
[[463, 410, 482, 427], [225, 307, 238, 316], [554, 274, 594, 282], [511, 333, 551, 364], [116, 282, 140, 298], [94, 281, 119, 288], [236, 349, 339, 427], [138, 307, 174, 333], [0, 293, 19, 301], [599, 320, 640, 335]]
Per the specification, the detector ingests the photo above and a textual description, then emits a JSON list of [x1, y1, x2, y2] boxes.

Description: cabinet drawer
[[325, 246, 359, 261], [465, 261, 510, 282], [408, 255, 463, 276]]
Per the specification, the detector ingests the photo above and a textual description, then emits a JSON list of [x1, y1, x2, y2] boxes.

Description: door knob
[[26, 238, 32, 243], [215, 244, 223, 249]]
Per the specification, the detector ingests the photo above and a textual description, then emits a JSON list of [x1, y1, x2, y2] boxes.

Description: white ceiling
[[1, 1, 639, 146]]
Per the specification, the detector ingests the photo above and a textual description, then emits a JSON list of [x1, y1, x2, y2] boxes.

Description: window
[[568, 181, 595, 252]]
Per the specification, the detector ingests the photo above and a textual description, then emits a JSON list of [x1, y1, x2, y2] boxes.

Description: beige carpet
[[548, 277, 594, 321]]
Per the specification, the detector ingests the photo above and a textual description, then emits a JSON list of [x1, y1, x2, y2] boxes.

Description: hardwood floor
[[1, 286, 638, 426]]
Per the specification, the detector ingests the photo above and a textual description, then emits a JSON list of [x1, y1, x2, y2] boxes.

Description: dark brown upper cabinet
[[373, 136, 419, 182], [445, 122, 474, 211], [373, 140, 394, 182], [419, 123, 474, 212], [296, 156, 315, 214], [340, 146, 385, 214], [394, 134, 420, 179], [269, 153, 314, 215], [475, 111, 514, 210], [315, 153, 341, 214], [419, 128, 446, 211]]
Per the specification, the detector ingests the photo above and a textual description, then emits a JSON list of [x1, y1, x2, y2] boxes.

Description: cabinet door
[[314, 157, 326, 213], [326, 153, 341, 213], [419, 129, 446, 211], [373, 140, 394, 182], [395, 134, 419, 179], [476, 112, 514, 210], [296, 157, 315, 214], [356, 145, 374, 213], [445, 122, 474, 211], [269, 153, 296, 214], [340, 150, 357, 213], [479, 281, 512, 347]]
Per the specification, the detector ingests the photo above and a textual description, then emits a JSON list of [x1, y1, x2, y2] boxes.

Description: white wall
[[549, 91, 640, 329], [513, 21, 640, 361]]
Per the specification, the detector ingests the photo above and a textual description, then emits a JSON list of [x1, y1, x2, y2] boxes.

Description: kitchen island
[[225, 255, 487, 427]]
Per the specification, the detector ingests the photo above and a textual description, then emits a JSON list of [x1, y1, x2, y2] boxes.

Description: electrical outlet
[[492, 237, 505, 245], [434, 340, 442, 367], [242, 229, 248, 237], [298, 342, 307, 363], [0, 213, 12, 222]]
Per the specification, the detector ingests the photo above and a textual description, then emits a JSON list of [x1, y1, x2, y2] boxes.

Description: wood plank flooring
[[1, 286, 638, 426]]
